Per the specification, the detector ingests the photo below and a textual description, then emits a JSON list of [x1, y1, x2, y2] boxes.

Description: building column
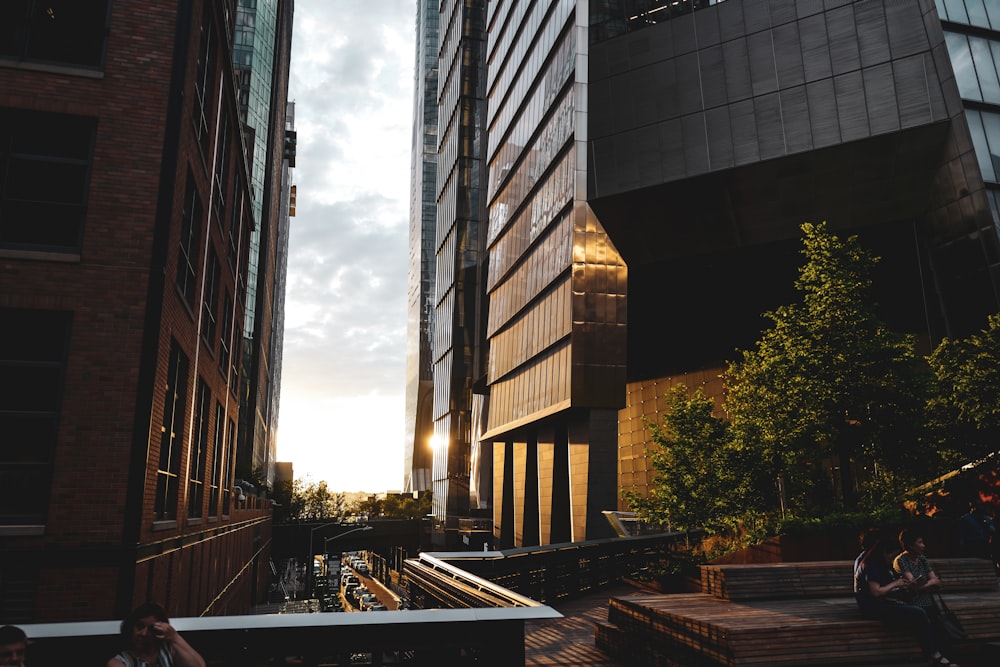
[[537, 427, 555, 546], [493, 441, 514, 548], [568, 409, 618, 542], [550, 423, 571, 544], [512, 438, 539, 547]]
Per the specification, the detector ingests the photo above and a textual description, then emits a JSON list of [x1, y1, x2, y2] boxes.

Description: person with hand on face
[[0, 626, 27, 667], [107, 603, 205, 667]]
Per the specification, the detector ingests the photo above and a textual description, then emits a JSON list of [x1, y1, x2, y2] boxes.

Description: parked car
[[349, 586, 369, 606], [344, 582, 360, 601]]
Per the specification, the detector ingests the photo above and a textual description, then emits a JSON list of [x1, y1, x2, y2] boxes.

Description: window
[[202, 251, 220, 345], [0, 108, 95, 252], [177, 172, 202, 306], [213, 113, 230, 220], [209, 402, 225, 516], [0, 0, 109, 68], [945, 32, 1000, 105], [966, 109, 1000, 183], [156, 342, 189, 521], [228, 172, 243, 269], [188, 378, 210, 518], [194, 3, 215, 157], [0, 309, 70, 525], [219, 291, 233, 378], [222, 418, 236, 515], [938, 0, 1000, 29]]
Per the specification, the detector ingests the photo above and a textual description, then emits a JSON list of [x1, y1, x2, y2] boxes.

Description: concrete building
[[408, 0, 1000, 548], [0, 0, 292, 621]]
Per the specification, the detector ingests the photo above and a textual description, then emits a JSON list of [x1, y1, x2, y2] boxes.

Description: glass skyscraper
[[404, 0, 442, 495], [233, 0, 294, 487]]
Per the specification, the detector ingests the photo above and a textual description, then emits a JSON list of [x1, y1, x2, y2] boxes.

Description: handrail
[[407, 552, 545, 608]]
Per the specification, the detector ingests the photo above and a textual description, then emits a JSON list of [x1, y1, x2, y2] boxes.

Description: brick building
[[0, 0, 292, 622]]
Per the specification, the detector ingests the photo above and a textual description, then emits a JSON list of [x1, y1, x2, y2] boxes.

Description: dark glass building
[[408, 0, 1000, 549], [404, 0, 442, 496], [425, 0, 492, 547]]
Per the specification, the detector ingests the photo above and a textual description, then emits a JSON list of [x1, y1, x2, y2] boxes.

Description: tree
[[724, 222, 930, 515], [276, 479, 344, 521], [623, 385, 753, 533], [927, 313, 1000, 464], [382, 492, 432, 519], [349, 494, 384, 519]]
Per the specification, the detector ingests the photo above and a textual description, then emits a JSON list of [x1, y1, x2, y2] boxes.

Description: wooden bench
[[595, 559, 1000, 666], [701, 558, 998, 601]]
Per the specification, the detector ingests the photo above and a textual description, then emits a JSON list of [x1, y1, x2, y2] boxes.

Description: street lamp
[[308, 523, 373, 596]]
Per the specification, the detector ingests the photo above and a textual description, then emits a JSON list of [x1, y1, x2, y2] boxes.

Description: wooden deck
[[596, 560, 1000, 666]]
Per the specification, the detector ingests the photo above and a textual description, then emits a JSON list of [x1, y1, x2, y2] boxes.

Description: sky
[[277, 1, 415, 493]]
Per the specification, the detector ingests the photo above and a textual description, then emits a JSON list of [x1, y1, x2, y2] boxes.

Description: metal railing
[[18, 604, 560, 667]]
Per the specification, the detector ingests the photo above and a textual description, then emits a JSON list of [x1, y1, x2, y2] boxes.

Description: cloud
[[277, 0, 414, 490], [284, 194, 408, 397]]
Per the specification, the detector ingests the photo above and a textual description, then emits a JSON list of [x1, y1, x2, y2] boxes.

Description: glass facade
[[939, 0, 1000, 229], [428, 0, 489, 538], [481, 0, 625, 546], [404, 0, 441, 494], [232, 0, 288, 485], [485, 0, 626, 435], [409, 0, 1000, 549], [235, 0, 278, 336], [589, 0, 729, 44]]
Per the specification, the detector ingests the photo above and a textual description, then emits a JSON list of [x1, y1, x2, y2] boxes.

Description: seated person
[[856, 536, 959, 667], [893, 528, 942, 610]]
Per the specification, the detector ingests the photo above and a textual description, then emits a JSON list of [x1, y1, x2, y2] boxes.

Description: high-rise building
[[423, 0, 492, 547], [404, 0, 442, 496], [233, 0, 295, 489], [0, 0, 292, 621], [408, 0, 1000, 549]]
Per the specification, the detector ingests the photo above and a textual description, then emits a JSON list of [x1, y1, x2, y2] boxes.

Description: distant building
[[407, 0, 1000, 549], [0, 0, 293, 621], [233, 0, 295, 490], [403, 0, 441, 497], [275, 461, 294, 485]]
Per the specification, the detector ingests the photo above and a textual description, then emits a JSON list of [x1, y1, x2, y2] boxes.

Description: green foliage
[[381, 492, 432, 519], [626, 222, 999, 559], [349, 494, 384, 518], [926, 313, 1000, 464], [623, 385, 762, 533], [278, 479, 345, 521], [776, 508, 911, 538], [724, 222, 931, 515]]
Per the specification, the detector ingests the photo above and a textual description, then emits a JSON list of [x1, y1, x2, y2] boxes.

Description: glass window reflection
[[943, 0, 970, 24], [970, 36, 1000, 104], [946, 32, 982, 101]]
